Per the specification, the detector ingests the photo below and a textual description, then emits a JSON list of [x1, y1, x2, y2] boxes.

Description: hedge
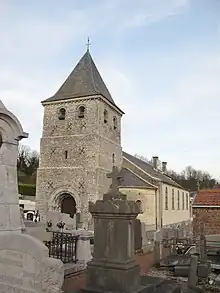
[[18, 184, 36, 196]]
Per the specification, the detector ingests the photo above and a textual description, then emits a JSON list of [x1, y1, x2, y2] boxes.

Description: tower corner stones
[[36, 50, 124, 228]]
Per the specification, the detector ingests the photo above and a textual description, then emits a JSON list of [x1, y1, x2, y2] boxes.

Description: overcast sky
[[1, 0, 220, 178]]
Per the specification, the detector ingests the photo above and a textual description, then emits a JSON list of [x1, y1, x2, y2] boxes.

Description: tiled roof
[[193, 189, 220, 206], [118, 168, 156, 188], [123, 152, 182, 188], [42, 50, 116, 106]]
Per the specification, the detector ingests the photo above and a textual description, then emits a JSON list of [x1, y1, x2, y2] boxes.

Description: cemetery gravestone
[[0, 101, 28, 233], [84, 166, 141, 293], [199, 222, 207, 261], [82, 166, 182, 293], [47, 211, 76, 231], [188, 255, 198, 289], [0, 101, 64, 292], [154, 230, 161, 267], [141, 222, 149, 248], [134, 219, 142, 251], [0, 232, 64, 293]]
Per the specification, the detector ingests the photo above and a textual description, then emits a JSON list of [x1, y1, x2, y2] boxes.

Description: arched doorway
[[60, 194, 76, 218]]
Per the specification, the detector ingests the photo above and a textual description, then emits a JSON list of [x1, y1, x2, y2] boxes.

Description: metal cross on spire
[[106, 166, 123, 194], [86, 37, 91, 51]]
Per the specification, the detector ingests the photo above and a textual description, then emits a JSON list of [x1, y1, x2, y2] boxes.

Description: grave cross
[[106, 166, 123, 194]]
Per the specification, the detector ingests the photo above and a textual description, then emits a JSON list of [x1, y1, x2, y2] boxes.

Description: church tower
[[36, 48, 124, 228]]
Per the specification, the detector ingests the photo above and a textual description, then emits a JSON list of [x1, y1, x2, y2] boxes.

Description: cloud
[[0, 0, 220, 178], [0, 0, 190, 61], [121, 0, 190, 29]]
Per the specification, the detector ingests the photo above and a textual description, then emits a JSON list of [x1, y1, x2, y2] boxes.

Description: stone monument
[[0, 100, 28, 232], [84, 166, 141, 293], [0, 101, 64, 292], [82, 166, 182, 293]]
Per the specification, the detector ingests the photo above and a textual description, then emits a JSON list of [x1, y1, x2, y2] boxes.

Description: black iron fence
[[44, 231, 79, 264]]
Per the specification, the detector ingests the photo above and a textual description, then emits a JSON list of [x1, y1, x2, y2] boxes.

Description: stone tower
[[36, 49, 124, 228]]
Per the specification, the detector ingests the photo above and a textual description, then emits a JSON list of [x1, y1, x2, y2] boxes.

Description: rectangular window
[[172, 189, 175, 210], [177, 191, 180, 210], [186, 193, 189, 210], [165, 187, 168, 210], [182, 192, 185, 210]]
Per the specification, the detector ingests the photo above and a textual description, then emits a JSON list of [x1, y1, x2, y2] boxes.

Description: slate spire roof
[[43, 49, 116, 105]]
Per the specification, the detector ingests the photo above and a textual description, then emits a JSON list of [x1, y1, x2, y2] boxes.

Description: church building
[[36, 48, 190, 230]]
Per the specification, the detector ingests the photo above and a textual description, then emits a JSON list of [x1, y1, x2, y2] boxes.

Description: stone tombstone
[[47, 211, 76, 231], [0, 232, 64, 293], [0, 101, 28, 232], [188, 255, 198, 289], [134, 218, 142, 251], [161, 227, 169, 240], [199, 221, 207, 261], [154, 230, 161, 267], [141, 222, 148, 247], [84, 166, 141, 293], [77, 229, 93, 264]]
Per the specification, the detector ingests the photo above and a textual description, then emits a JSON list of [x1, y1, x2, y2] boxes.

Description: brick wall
[[193, 207, 220, 237]]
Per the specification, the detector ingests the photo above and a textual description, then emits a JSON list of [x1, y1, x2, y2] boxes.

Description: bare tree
[[17, 145, 39, 183]]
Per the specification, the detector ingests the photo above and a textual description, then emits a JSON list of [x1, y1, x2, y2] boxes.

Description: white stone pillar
[[77, 230, 93, 264]]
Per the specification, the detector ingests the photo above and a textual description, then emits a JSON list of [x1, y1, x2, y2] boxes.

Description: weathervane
[[86, 37, 91, 51]]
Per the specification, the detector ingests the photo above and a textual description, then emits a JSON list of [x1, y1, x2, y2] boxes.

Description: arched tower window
[[112, 153, 115, 165], [78, 106, 85, 118], [58, 108, 66, 120], [104, 109, 108, 124], [113, 117, 117, 130]]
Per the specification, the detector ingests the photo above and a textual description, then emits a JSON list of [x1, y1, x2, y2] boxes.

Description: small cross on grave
[[106, 166, 123, 195]]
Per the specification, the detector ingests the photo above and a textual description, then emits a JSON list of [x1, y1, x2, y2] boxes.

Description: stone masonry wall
[[36, 96, 122, 226], [193, 207, 220, 237]]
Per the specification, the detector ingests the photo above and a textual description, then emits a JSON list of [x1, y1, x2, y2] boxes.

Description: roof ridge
[[87, 50, 99, 95]]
